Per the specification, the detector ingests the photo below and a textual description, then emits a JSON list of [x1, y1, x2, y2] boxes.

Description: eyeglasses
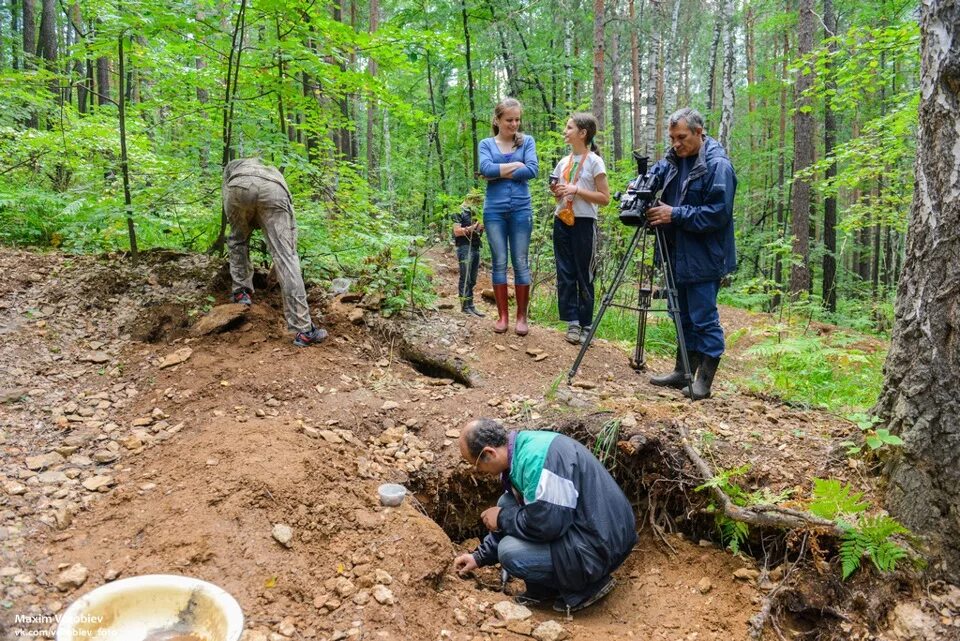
[[473, 450, 485, 468]]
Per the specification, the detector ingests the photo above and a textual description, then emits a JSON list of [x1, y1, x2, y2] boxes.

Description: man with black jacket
[[453, 418, 637, 613], [645, 108, 737, 400]]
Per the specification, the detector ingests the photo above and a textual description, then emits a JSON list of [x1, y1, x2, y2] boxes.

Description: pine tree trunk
[[789, 0, 815, 297], [822, 0, 838, 312], [876, 0, 960, 583], [10, 0, 21, 71], [591, 0, 605, 133], [717, 0, 735, 150]]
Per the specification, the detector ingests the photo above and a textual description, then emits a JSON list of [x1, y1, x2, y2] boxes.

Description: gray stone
[[890, 602, 938, 641], [93, 450, 120, 464], [82, 476, 113, 492], [192, 304, 248, 336], [492, 600, 532, 622], [38, 471, 68, 484], [158, 347, 193, 369], [79, 352, 111, 364], [26, 453, 65, 471]]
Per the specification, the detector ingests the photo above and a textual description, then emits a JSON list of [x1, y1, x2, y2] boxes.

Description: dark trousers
[[456, 244, 481, 303], [678, 280, 725, 358], [553, 217, 596, 327]]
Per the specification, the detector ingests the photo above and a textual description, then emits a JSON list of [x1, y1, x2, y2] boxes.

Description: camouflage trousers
[[224, 177, 312, 333]]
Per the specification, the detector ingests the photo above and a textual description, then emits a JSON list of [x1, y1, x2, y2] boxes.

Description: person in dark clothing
[[452, 418, 637, 613], [452, 192, 485, 317], [645, 108, 737, 400]]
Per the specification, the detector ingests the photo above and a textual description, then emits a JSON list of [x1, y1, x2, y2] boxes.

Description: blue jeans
[[456, 244, 481, 303], [478, 494, 556, 585], [484, 207, 533, 285], [678, 280, 725, 358]]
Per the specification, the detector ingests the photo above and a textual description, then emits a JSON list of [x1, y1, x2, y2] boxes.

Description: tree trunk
[[117, 28, 137, 264], [705, 15, 721, 131], [10, 0, 20, 70], [461, 0, 479, 179], [22, 0, 35, 126], [96, 55, 110, 106], [610, 29, 622, 163], [789, 0, 815, 298], [822, 0, 837, 312], [629, 0, 642, 151], [876, 0, 960, 584], [772, 28, 789, 309], [717, 0, 735, 150], [366, 0, 379, 187], [744, 4, 757, 152], [591, 0, 605, 134], [644, 3, 662, 157], [660, 0, 681, 143]]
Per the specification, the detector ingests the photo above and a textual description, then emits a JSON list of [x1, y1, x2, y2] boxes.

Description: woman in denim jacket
[[478, 98, 539, 335]]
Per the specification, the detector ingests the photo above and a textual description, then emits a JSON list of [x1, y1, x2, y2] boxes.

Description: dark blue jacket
[[472, 431, 637, 608], [650, 136, 737, 284]]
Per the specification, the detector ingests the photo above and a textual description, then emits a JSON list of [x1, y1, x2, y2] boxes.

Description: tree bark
[[772, 28, 789, 309], [118, 29, 137, 264], [717, 0, 735, 150], [96, 55, 110, 106], [629, 0, 642, 151], [706, 15, 721, 131], [591, 0, 605, 134], [822, 0, 838, 312], [610, 28, 622, 163], [789, 0, 815, 298], [366, 0, 379, 187], [660, 0, 681, 143], [744, 4, 757, 152], [876, 0, 960, 584], [22, 0, 35, 126], [461, 0, 479, 179], [644, 2, 662, 157], [10, 0, 21, 70]]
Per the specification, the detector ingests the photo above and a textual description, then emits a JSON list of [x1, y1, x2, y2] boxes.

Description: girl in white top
[[549, 113, 611, 344]]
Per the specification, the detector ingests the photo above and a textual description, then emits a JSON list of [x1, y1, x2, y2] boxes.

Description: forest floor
[[1, 247, 958, 641]]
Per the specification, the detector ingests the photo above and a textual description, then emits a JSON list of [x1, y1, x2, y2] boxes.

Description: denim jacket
[[478, 136, 539, 215]]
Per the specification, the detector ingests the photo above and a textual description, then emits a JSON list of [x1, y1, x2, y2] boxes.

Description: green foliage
[[839, 413, 904, 456], [809, 478, 869, 522], [742, 319, 885, 413], [840, 514, 911, 579]]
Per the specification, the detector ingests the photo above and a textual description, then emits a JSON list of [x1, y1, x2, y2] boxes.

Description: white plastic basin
[[55, 574, 244, 641]]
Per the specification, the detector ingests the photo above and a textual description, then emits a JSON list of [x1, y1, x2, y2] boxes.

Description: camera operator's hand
[[454, 553, 479, 576], [646, 201, 673, 226]]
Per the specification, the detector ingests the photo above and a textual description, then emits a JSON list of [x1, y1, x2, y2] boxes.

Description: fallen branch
[[675, 421, 846, 537]]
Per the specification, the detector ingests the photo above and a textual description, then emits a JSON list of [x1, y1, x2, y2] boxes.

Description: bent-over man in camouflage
[[222, 158, 327, 346]]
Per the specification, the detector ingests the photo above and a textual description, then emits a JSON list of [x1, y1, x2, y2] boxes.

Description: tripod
[[567, 223, 694, 388]]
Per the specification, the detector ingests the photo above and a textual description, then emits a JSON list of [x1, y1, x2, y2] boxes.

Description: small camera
[[548, 173, 560, 186]]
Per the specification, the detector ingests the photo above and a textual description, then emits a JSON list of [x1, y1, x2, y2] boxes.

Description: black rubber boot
[[650, 350, 701, 389], [462, 299, 485, 317], [684, 355, 720, 400]]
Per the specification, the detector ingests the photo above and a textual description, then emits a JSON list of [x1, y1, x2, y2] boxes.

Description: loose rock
[[493, 600, 531, 622], [158, 347, 193, 369], [55, 564, 88, 591], [532, 620, 568, 641], [272, 523, 294, 548], [372, 584, 395, 605]]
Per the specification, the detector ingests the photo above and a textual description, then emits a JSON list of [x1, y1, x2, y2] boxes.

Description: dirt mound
[[2, 247, 957, 641]]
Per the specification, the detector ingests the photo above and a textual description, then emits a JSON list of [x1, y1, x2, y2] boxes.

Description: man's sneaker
[[579, 326, 592, 345], [565, 324, 581, 344], [514, 583, 559, 607], [552, 577, 616, 613], [232, 288, 252, 306], [294, 326, 328, 347]]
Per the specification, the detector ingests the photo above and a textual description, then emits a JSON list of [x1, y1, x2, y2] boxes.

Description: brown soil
[[1, 247, 955, 641]]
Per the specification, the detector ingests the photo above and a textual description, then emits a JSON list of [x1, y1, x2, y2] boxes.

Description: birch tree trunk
[[788, 0, 815, 297], [876, 0, 960, 584], [644, 2, 662, 157], [717, 0, 735, 149], [591, 0, 606, 133], [629, 0, 642, 151], [660, 0, 681, 143]]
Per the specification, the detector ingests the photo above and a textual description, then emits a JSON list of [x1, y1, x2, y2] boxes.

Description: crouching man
[[453, 418, 637, 613], [222, 158, 327, 347]]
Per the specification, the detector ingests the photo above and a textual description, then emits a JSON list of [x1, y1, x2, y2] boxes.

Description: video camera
[[616, 151, 663, 227]]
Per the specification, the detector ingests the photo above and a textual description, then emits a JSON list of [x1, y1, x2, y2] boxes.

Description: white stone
[[55, 564, 88, 591], [272, 523, 293, 548], [372, 584, 395, 605], [532, 620, 568, 641]]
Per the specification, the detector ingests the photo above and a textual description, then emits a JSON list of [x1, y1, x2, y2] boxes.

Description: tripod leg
[[632, 232, 652, 371], [568, 227, 644, 383], [654, 227, 694, 389]]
